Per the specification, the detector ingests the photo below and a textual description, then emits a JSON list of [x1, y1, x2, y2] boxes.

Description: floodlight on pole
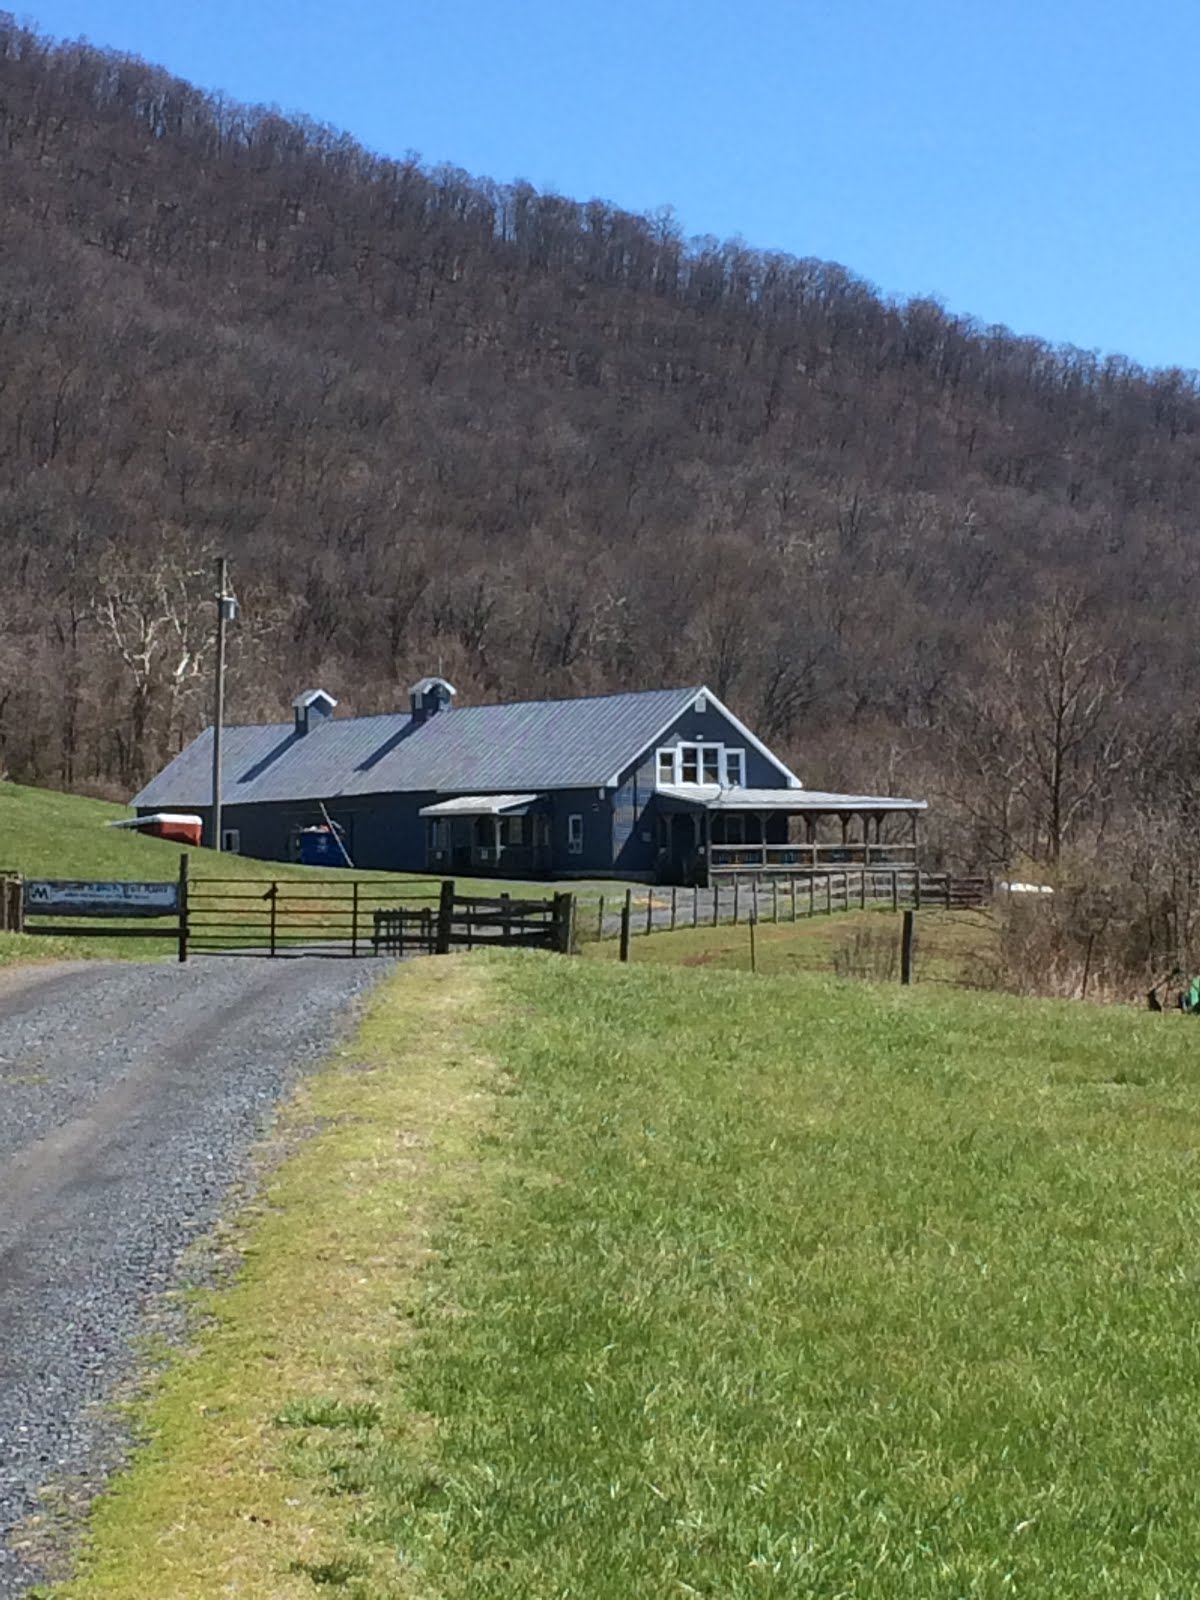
[[211, 556, 239, 852]]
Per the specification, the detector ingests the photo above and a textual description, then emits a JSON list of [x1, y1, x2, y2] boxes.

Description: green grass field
[[586, 904, 996, 986], [52, 953, 1200, 1598]]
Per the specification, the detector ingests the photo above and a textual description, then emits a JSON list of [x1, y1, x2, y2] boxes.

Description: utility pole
[[210, 556, 238, 851]]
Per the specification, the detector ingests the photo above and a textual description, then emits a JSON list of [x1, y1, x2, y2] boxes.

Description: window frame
[[655, 742, 747, 789], [221, 827, 241, 854], [567, 813, 584, 855]]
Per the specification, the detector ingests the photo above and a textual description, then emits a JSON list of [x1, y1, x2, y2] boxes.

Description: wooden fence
[[5, 858, 189, 960], [185, 876, 576, 958], [590, 869, 991, 954]]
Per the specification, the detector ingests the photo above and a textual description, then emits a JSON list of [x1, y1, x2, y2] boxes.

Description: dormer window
[[656, 742, 745, 788]]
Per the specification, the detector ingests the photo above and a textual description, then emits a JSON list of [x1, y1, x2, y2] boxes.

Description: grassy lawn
[[0, 782, 627, 963], [46, 952, 1200, 1597], [586, 904, 997, 987]]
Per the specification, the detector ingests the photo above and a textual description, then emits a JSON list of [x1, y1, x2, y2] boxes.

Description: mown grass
[[363, 957, 1200, 1597], [48, 952, 1200, 1598], [585, 904, 995, 986]]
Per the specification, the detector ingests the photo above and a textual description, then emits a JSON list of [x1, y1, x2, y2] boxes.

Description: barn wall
[[548, 788, 613, 875], [612, 698, 793, 876]]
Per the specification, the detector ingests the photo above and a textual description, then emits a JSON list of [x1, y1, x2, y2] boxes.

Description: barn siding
[[611, 698, 791, 874]]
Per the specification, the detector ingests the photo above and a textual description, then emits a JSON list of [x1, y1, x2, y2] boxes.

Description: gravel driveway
[[0, 956, 389, 1597]]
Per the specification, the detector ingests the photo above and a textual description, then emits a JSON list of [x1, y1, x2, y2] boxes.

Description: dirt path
[[0, 957, 389, 1598]]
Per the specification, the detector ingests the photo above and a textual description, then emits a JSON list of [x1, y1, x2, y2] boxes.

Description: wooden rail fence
[[185, 875, 577, 958], [596, 869, 991, 955]]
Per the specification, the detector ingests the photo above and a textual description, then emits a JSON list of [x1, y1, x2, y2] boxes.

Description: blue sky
[[25, 1, 1200, 370]]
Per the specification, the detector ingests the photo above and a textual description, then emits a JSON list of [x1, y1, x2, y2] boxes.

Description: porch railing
[[707, 842, 918, 872]]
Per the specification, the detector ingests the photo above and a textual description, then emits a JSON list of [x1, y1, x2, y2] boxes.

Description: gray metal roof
[[133, 686, 701, 809], [658, 785, 927, 812], [419, 793, 543, 817]]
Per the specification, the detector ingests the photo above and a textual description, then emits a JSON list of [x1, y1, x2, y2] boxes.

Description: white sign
[[24, 880, 179, 918]]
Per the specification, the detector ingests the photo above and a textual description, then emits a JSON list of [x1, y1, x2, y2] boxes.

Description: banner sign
[[23, 880, 179, 918]]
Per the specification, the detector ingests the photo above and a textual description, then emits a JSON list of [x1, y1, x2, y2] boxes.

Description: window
[[567, 814, 584, 855], [221, 828, 241, 854], [723, 748, 746, 787], [655, 742, 746, 789], [503, 815, 527, 846]]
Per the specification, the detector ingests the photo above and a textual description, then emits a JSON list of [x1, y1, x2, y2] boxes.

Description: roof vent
[[293, 688, 338, 736], [409, 676, 456, 727]]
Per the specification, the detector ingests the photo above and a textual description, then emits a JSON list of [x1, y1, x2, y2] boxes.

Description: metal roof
[[657, 785, 927, 812], [419, 794, 543, 817], [132, 686, 702, 810]]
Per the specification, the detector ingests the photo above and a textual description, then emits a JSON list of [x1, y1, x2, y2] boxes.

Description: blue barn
[[132, 679, 926, 884]]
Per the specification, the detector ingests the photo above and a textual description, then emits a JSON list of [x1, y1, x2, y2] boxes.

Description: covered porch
[[655, 786, 927, 885], [421, 794, 552, 877]]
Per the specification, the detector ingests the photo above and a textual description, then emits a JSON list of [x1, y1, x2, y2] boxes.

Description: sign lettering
[[23, 880, 179, 918]]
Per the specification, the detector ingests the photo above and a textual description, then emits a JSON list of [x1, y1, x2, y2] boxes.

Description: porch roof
[[419, 793, 544, 818], [656, 785, 927, 813]]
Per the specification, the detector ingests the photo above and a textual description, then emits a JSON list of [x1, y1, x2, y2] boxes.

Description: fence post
[[269, 883, 278, 958], [436, 879, 455, 955], [597, 894, 605, 942], [645, 888, 654, 936], [671, 886, 677, 931], [891, 870, 899, 913], [789, 876, 797, 923], [772, 879, 779, 923], [619, 895, 632, 962], [825, 875, 832, 915], [733, 877, 740, 925], [752, 878, 759, 926], [915, 872, 922, 911], [352, 880, 360, 958], [900, 909, 915, 985], [177, 853, 189, 964], [749, 912, 757, 974], [551, 892, 574, 954], [860, 870, 867, 911], [712, 882, 719, 926], [693, 886, 699, 928], [501, 892, 513, 945]]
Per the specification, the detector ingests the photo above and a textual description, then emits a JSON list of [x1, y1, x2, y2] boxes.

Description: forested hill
[[3, 15, 1200, 870]]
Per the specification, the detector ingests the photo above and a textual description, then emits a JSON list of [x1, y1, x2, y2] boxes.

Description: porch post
[[493, 816, 502, 870]]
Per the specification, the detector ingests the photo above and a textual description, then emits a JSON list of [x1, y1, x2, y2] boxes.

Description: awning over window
[[419, 793, 545, 818], [655, 785, 926, 813]]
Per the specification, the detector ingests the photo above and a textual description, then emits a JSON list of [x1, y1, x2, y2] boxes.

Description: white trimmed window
[[567, 814, 584, 854], [221, 827, 241, 853], [656, 743, 746, 789]]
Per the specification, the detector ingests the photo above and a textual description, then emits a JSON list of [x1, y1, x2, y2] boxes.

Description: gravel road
[[0, 957, 389, 1597]]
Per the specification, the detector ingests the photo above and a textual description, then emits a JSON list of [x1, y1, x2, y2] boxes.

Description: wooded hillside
[[2, 14, 1199, 890]]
